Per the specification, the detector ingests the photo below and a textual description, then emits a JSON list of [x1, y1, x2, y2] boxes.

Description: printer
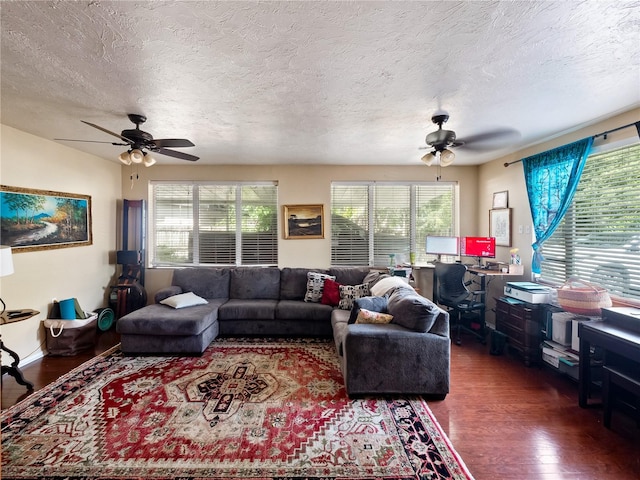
[[504, 281, 553, 304]]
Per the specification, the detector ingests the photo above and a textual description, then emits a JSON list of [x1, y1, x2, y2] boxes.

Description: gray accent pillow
[[387, 290, 441, 332], [338, 283, 370, 310], [348, 295, 389, 324]]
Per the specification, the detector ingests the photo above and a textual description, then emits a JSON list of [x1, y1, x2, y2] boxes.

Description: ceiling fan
[[420, 112, 519, 167], [56, 114, 199, 166]]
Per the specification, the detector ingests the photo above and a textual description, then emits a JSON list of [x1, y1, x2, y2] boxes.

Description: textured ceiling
[[1, 1, 639, 166]]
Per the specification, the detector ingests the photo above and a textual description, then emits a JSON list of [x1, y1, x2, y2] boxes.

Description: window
[[150, 181, 278, 267], [331, 182, 457, 266], [539, 143, 640, 300]]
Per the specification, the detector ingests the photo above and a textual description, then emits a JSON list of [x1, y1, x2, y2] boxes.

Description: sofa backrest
[[329, 267, 371, 286], [230, 267, 281, 299], [172, 267, 230, 299], [279, 267, 330, 301]]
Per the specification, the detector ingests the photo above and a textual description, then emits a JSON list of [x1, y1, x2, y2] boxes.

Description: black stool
[[602, 365, 640, 429]]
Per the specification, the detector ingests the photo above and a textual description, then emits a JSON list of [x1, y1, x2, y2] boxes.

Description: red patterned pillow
[[321, 279, 342, 306]]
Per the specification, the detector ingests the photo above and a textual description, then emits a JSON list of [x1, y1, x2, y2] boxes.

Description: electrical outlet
[[525, 225, 531, 234], [518, 225, 523, 234]]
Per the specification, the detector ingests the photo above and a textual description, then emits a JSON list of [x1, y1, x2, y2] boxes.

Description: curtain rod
[[503, 121, 640, 167]]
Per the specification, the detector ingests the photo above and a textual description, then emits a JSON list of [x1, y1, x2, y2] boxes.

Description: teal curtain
[[522, 137, 593, 274]]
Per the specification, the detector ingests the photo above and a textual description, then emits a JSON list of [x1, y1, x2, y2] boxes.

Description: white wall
[[1, 125, 122, 365], [122, 162, 479, 300]]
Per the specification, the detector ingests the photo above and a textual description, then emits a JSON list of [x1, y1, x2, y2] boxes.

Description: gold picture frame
[[0, 185, 92, 252], [489, 208, 511, 247], [283, 204, 324, 239]]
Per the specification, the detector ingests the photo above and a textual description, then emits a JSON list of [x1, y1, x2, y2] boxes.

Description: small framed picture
[[283, 204, 324, 239], [492, 191, 508, 209], [490, 208, 511, 247]]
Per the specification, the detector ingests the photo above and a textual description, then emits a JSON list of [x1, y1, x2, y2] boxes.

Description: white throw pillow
[[370, 276, 415, 297], [160, 292, 208, 309], [304, 272, 336, 303]]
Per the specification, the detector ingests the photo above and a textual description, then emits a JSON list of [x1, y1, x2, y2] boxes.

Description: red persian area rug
[[1, 338, 474, 480]]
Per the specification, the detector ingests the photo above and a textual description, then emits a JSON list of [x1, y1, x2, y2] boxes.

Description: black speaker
[[116, 250, 141, 265]]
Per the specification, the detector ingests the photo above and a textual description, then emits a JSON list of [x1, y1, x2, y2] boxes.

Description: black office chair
[[433, 262, 486, 345]]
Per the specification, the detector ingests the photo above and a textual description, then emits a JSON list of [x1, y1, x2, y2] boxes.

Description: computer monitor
[[425, 236, 459, 256], [460, 236, 496, 259]]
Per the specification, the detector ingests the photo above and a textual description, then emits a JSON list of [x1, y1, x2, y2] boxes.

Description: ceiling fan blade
[[54, 138, 129, 145], [81, 120, 134, 144], [156, 147, 199, 162], [153, 138, 195, 148], [456, 128, 521, 152]]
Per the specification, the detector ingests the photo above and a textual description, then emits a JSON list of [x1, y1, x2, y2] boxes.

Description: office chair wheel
[[455, 338, 462, 346]]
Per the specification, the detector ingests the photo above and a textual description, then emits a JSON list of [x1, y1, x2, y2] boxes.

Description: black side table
[[1, 309, 39, 390]]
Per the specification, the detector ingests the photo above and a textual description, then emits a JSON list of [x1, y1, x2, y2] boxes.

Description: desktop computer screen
[[425, 236, 459, 256], [460, 236, 496, 258]]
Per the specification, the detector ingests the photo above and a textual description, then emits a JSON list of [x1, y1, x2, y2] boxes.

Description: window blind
[[540, 143, 640, 300], [331, 182, 457, 266], [151, 182, 278, 267]]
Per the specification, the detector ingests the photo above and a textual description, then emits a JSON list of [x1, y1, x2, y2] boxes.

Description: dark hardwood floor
[[2, 330, 639, 479]]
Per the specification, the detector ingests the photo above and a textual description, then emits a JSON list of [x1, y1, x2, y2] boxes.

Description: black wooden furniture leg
[[1, 339, 34, 390]]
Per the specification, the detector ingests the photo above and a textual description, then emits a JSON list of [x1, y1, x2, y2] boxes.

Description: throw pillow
[[160, 291, 208, 309], [338, 283, 370, 310], [348, 295, 389, 324], [321, 278, 342, 306], [370, 275, 415, 297], [304, 272, 336, 303], [355, 308, 394, 324], [387, 290, 440, 332]]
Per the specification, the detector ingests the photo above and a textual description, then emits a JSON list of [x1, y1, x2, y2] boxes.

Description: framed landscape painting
[[283, 204, 324, 239], [0, 185, 92, 252]]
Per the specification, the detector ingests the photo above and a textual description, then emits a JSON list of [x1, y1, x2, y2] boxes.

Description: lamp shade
[[129, 149, 144, 164], [440, 149, 455, 167], [421, 151, 436, 166], [119, 151, 132, 165], [143, 154, 156, 167], [0, 245, 14, 277]]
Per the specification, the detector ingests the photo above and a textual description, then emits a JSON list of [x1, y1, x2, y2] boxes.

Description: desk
[[578, 307, 640, 408], [1, 309, 39, 390], [467, 267, 522, 322]]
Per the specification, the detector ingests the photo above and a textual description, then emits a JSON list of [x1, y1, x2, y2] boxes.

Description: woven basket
[[557, 278, 611, 316]]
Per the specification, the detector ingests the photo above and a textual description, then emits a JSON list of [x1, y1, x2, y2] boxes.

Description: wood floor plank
[[2, 329, 639, 479]]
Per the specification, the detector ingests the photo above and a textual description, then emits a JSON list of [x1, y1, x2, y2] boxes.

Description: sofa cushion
[[305, 272, 336, 303], [387, 290, 441, 333], [280, 268, 329, 300], [117, 302, 222, 336], [329, 267, 370, 286], [355, 308, 394, 324], [173, 268, 230, 299], [276, 300, 333, 322], [321, 279, 342, 306], [160, 292, 208, 309], [230, 267, 281, 300], [338, 283, 370, 310], [348, 295, 389, 324], [218, 299, 278, 320]]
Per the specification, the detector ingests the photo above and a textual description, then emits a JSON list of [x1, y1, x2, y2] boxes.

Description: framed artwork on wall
[[492, 190, 509, 209], [283, 204, 324, 239], [0, 185, 92, 252], [490, 208, 511, 246]]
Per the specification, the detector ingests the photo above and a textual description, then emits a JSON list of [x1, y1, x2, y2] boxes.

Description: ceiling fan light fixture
[[119, 151, 132, 165], [129, 149, 144, 164], [440, 149, 455, 167], [421, 151, 436, 166], [143, 153, 156, 167]]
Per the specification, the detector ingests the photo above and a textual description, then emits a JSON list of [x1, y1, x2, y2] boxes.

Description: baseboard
[[18, 349, 45, 368]]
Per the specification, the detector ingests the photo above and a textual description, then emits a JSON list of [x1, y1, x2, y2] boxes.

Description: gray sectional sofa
[[116, 266, 450, 397]]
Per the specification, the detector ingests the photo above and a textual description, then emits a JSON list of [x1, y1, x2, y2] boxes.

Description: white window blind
[[150, 182, 278, 267], [540, 143, 640, 300], [331, 182, 456, 266]]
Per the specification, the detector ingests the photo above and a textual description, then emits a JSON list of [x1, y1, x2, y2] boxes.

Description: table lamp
[[0, 245, 15, 315]]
